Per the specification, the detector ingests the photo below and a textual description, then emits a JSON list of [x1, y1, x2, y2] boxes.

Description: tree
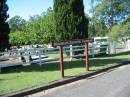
[[0, 0, 10, 51], [92, 0, 130, 29], [108, 16, 130, 43], [9, 8, 55, 46], [8, 16, 26, 32], [25, 8, 55, 44], [54, 0, 88, 41], [88, 0, 109, 37], [9, 31, 27, 46], [88, 16, 108, 37]]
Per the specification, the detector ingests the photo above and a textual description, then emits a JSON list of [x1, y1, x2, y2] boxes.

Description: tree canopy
[[108, 15, 130, 42], [0, 0, 10, 51], [54, 0, 88, 41], [8, 0, 130, 47], [9, 8, 55, 46], [92, 0, 130, 29], [8, 16, 26, 32], [88, 0, 130, 40]]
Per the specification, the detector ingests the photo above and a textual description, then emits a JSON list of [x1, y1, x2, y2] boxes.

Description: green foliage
[[9, 31, 31, 46], [108, 16, 130, 41], [54, 0, 88, 41], [25, 8, 55, 44], [8, 16, 26, 32], [88, 0, 130, 38], [92, 0, 130, 28], [88, 0, 109, 37], [123, 15, 130, 24], [88, 16, 108, 37], [9, 8, 55, 46], [122, 22, 130, 38], [108, 25, 121, 41], [0, 0, 10, 51]]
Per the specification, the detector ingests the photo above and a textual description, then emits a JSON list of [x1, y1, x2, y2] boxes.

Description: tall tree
[[0, 0, 10, 51], [92, 0, 130, 29], [54, 0, 88, 41], [88, 0, 109, 37]]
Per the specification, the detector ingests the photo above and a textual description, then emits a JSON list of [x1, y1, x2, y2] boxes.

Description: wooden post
[[85, 43, 89, 71], [59, 46, 64, 78], [70, 45, 73, 61], [39, 50, 42, 66], [92, 42, 95, 58]]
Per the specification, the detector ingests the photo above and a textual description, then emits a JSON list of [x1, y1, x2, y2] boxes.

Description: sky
[[7, 0, 92, 20]]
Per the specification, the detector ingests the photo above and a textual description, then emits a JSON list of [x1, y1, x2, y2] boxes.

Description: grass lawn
[[0, 51, 130, 95], [47, 53, 67, 58]]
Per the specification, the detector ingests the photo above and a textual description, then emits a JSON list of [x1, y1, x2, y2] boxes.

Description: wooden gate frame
[[52, 39, 94, 78]]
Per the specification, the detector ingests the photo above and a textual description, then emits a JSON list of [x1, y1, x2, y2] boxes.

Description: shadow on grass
[[1, 51, 130, 74], [1, 58, 125, 74]]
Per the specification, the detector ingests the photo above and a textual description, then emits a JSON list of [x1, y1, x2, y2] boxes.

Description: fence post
[[39, 50, 42, 66], [113, 41, 116, 54], [85, 43, 89, 71], [59, 46, 64, 78], [92, 43, 95, 58], [70, 45, 73, 61], [108, 43, 110, 54]]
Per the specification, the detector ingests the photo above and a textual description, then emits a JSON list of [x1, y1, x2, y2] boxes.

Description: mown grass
[[0, 51, 130, 95]]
